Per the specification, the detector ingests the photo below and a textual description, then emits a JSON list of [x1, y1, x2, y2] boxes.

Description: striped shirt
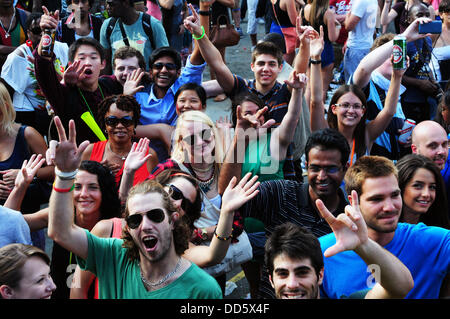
[[240, 179, 348, 298]]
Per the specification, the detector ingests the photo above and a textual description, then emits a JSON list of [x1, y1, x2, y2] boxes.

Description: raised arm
[[184, 4, 235, 93], [309, 26, 329, 131], [353, 17, 433, 88], [271, 71, 307, 161], [4, 154, 45, 211], [380, 0, 397, 27], [366, 57, 407, 144], [316, 190, 414, 299], [183, 173, 260, 267], [47, 116, 90, 260]]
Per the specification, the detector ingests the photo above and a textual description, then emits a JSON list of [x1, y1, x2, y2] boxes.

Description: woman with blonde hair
[[0, 82, 54, 249]]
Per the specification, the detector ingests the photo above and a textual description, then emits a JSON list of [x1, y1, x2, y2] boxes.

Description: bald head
[[411, 121, 448, 170]]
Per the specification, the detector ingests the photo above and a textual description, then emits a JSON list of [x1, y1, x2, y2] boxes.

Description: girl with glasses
[[81, 94, 158, 188], [309, 27, 406, 166]]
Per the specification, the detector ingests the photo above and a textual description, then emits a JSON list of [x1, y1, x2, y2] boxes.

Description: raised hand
[[123, 137, 151, 173], [63, 60, 88, 86], [40, 6, 59, 30], [315, 190, 368, 257], [221, 173, 260, 213], [402, 17, 433, 42], [123, 69, 145, 95], [14, 154, 46, 189], [49, 116, 90, 172], [184, 3, 203, 37], [310, 25, 324, 59], [284, 70, 308, 90]]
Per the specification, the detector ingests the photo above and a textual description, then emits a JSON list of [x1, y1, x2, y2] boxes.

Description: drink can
[[398, 119, 416, 145], [392, 35, 407, 70], [41, 28, 56, 57]]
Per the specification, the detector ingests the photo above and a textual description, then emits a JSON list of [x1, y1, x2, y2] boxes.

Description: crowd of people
[[0, 0, 449, 301]]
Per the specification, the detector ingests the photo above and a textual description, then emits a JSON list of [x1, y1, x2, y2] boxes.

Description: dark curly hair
[[154, 169, 202, 230], [96, 94, 141, 133], [121, 180, 191, 261], [78, 160, 121, 219]]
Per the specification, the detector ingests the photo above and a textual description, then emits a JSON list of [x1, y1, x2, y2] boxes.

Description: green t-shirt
[[242, 132, 285, 182], [77, 230, 222, 299]]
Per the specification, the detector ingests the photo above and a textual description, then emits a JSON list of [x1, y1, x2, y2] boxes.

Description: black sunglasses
[[29, 27, 41, 35], [152, 62, 177, 71], [169, 184, 193, 212], [104, 116, 134, 127], [126, 208, 166, 229], [182, 129, 212, 146]]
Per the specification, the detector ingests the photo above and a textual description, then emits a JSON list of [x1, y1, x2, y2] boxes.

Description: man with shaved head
[[411, 120, 449, 170]]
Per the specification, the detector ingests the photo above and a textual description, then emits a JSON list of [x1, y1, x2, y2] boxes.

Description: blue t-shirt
[[0, 206, 32, 247], [319, 222, 450, 299]]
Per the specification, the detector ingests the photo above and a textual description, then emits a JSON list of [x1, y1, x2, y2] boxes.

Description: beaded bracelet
[[53, 182, 75, 193], [192, 26, 206, 41], [214, 227, 233, 241]]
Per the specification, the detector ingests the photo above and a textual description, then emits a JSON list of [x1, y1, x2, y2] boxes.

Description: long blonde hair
[[171, 110, 225, 168], [0, 82, 16, 137]]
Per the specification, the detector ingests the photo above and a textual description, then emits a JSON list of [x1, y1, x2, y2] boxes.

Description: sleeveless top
[[301, 6, 330, 43], [0, 125, 30, 171], [89, 140, 150, 187], [270, 0, 294, 27]]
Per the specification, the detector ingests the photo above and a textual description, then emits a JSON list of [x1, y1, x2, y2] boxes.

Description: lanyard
[[78, 83, 105, 119], [349, 138, 356, 167]]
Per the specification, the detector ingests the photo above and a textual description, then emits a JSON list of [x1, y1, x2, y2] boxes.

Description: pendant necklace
[[196, 169, 215, 193], [107, 142, 129, 161], [140, 257, 182, 288], [0, 8, 15, 39]]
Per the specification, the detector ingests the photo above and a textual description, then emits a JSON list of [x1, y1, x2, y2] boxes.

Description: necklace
[[0, 8, 15, 38], [196, 169, 215, 193], [107, 142, 129, 161], [140, 257, 182, 287]]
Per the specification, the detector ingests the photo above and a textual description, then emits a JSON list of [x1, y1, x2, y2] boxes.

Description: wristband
[[214, 227, 233, 241], [192, 26, 206, 40], [198, 10, 210, 16], [310, 58, 322, 65], [53, 182, 75, 193], [54, 167, 78, 180]]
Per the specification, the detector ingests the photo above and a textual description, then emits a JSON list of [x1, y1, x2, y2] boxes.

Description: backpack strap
[[105, 14, 155, 50]]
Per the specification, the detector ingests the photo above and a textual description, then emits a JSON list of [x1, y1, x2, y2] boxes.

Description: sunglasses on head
[[104, 115, 134, 127], [169, 184, 193, 212], [182, 129, 212, 146], [29, 27, 41, 35], [152, 62, 177, 71], [126, 208, 166, 229]]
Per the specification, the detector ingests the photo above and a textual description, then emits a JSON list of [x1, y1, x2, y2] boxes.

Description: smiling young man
[[319, 155, 450, 299], [47, 116, 222, 299], [236, 128, 350, 298], [34, 7, 121, 145]]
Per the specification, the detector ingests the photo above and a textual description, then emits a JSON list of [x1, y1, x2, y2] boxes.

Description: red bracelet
[[53, 182, 75, 193]]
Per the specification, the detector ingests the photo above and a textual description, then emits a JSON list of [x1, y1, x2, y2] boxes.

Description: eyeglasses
[[152, 62, 177, 71], [334, 103, 365, 110], [168, 184, 193, 212], [182, 129, 212, 146], [29, 27, 41, 35], [126, 208, 166, 229], [104, 116, 134, 127], [307, 165, 341, 174]]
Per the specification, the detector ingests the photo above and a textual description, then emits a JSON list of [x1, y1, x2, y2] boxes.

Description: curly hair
[[121, 180, 191, 261], [96, 94, 141, 133], [78, 160, 122, 219]]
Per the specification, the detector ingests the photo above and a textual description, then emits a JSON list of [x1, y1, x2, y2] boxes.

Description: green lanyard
[[78, 83, 105, 120]]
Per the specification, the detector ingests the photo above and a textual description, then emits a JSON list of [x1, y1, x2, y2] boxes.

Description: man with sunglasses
[[234, 128, 351, 298], [47, 116, 223, 299], [1, 12, 68, 138]]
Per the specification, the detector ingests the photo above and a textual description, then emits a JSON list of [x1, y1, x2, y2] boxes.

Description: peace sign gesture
[[315, 190, 369, 257]]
